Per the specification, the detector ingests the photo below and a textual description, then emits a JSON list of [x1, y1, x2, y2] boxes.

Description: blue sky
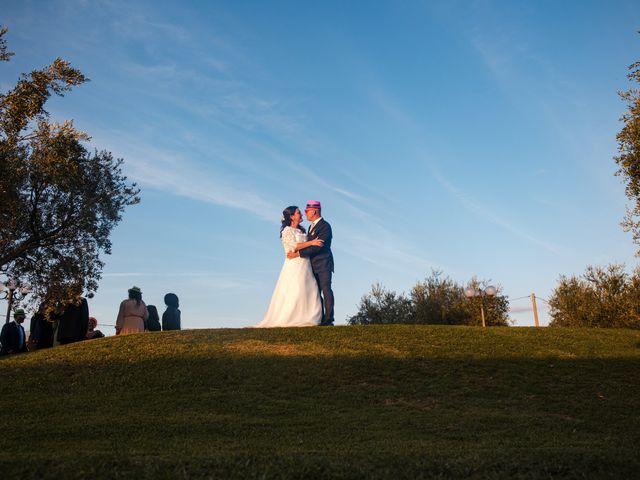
[[2, 0, 639, 332]]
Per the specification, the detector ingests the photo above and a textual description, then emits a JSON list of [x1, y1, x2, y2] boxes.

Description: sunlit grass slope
[[1, 325, 640, 479]]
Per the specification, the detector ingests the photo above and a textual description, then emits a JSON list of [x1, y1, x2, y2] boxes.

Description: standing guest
[[56, 297, 90, 345], [86, 316, 105, 339], [116, 286, 149, 335], [29, 308, 54, 350], [0, 308, 29, 355], [146, 305, 161, 332], [162, 293, 181, 331]]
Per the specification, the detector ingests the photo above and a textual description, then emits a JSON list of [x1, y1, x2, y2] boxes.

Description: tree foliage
[[0, 27, 14, 62], [412, 273, 509, 326], [615, 54, 640, 253], [0, 27, 140, 314], [348, 271, 510, 326], [346, 283, 414, 325], [548, 264, 640, 329]]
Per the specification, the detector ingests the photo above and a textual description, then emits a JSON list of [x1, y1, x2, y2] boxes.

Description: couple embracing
[[256, 200, 334, 327]]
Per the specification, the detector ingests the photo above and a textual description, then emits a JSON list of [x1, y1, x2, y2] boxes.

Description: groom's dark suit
[[299, 218, 334, 325]]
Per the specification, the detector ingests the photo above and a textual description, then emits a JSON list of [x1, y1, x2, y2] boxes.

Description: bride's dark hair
[[280, 205, 307, 237]]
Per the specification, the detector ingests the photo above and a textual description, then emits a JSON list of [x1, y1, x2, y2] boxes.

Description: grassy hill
[[1, 325, 639, 479]]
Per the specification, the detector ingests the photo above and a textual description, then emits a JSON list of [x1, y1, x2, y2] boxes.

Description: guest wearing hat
[[146, 305, 161, 331], [0, 308, 29, 355], [287, 200, 335, 326], [162, 293, 181, 331], [115, 286, 149, 335]]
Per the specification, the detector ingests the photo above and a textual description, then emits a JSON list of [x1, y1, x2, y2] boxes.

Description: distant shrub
[[549, 264, 640, 329], [347, 283, 414, 325], [348, 271, 510, 326]]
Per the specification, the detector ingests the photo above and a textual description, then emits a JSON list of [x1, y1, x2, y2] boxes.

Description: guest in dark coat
[[146, 305, 161, 331], [162, 293, 181, 331], [29, 309, 54, 350], [0, 308, 29, 355], [55, 297, 90, 345]]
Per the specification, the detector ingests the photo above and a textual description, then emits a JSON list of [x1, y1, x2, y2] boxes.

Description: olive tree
[[347, 283, 414, 325], [0, 27, 140, 314], [347, 271, 510, 326], [615, 54, 640, 253], [548, 264, 640, 329]]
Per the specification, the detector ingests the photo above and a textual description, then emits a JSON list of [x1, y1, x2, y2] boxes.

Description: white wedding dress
[[255, 226, 322, 327]]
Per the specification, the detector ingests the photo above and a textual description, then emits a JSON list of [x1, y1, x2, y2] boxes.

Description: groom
[[288, 200, 334, 326]]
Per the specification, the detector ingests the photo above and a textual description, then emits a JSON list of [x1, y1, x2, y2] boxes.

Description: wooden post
[[480, 303, 486, 327], [531, 293, 539, 327]]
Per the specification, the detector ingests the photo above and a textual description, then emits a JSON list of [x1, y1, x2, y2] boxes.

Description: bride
[[255, 206, 324, 327]]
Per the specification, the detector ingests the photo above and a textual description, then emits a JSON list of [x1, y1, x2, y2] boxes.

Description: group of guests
[[0, 286, 181, 356], [0, 299, 99, 355], [116, 286, 181, 334]]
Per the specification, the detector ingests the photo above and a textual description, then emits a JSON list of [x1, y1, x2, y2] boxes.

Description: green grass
[[1, 325, 640, 479]]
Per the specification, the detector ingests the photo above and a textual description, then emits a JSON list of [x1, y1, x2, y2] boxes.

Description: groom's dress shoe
[[319, 321, 334, 326]]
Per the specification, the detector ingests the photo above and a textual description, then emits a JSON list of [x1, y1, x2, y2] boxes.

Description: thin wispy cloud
[[431, 167, 562, 255], [218, 92, 302, 136], [121, 62, 180, 81], [204, 56, 229, 73], [509, 305, 532, 314], [337, 222, 436, 273], [84, 0, 305, 142], [365, 83, 564, 256], [115, 58, 303, 140], [89, 131, 279, 222], [465, 11, 586, 152], [107, 3, 192, 43], [103, 272, 255, 290], [366, 86, 419, 132], [509, 304, 548, 314], [102, 272, 146, 277], [129, 155, 278, 222], [470, 22, 576, 103], [75, 1, 370, 209], [469, 26, 521, 83], [257, 145, 366, 202], [105, 272, 241, 278]]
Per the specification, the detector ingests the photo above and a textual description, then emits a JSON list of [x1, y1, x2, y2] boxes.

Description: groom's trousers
[[314, 270, 334, 325]]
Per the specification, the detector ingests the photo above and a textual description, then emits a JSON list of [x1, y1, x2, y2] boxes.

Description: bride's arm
[[294, 238, 323, 251], [281, 227, 321, 253], [287, 237, 323, 258], [281, 227, 298, 253], [283, 228, 322, 258]]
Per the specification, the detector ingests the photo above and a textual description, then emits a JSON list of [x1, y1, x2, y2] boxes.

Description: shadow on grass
[[1, 350, 639, 479], [1, 450, 638, 480]]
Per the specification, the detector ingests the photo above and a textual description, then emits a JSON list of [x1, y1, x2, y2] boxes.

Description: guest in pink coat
[[116, 286, 149, 335]]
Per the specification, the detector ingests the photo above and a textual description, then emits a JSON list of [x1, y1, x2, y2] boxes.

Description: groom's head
[[305, 200, 321, 221]]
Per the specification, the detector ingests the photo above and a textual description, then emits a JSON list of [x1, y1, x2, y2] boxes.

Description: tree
[[615, 53, 640, 253], [0, 27, 140, 315], [0, 26, 14, 62], [347, 272, 511, 326], [411, 271, 463, 325], [548, 264, 640, 329], [412, 272, 510, 326], [347, 283, 414, 325]]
